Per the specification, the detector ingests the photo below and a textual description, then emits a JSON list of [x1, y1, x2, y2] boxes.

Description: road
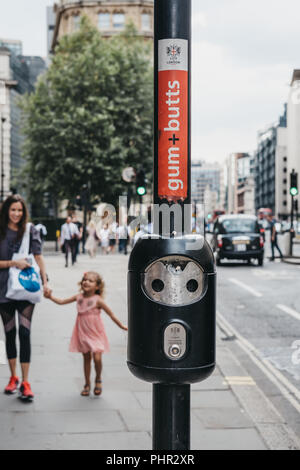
[[216, 239, 300, 438]]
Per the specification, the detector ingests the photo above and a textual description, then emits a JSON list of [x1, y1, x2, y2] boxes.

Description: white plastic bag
[[6, 223, 42, 303]]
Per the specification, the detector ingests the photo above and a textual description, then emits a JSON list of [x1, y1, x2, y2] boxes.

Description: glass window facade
[[73, 15, 80, 30], [98, 13, 110, 29], [142, 14, 151, 30], [113, 13, 125, 28]]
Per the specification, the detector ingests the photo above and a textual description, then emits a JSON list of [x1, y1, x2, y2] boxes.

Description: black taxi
[[211, 214, 265, 266]]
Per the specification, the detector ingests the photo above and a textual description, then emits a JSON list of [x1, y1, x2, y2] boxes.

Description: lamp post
[[1, 117, 6, 202]]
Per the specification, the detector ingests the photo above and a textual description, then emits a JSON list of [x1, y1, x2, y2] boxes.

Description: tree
[[18, 17, 153, 209]]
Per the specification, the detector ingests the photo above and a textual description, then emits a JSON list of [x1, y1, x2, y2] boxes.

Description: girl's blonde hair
[[79, 272, 105, 296]]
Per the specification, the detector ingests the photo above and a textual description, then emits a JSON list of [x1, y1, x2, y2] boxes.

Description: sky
[[0, 0, 300, 165]]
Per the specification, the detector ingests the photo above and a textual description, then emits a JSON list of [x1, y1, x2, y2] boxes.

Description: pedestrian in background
[[108, 222, 117, 254], [85, 220, 99, 258], [72, 215, 83, 257], [60, 216, 80, 267], [34, 222, 47, 245], [44, 271, 127, 397], [0, 195, 50, 401], [99, 224, 110, 255], [267, 214, 283, 261], [117, 223, 129, 255]]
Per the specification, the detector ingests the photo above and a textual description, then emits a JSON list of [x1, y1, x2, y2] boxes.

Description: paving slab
[[0, 253, 294, 450]]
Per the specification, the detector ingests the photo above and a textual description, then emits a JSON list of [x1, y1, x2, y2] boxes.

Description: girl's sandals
[[81, 384, 90, 397], [94, 380, 102, 396]]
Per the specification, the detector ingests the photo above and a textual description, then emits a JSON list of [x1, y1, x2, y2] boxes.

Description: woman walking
[[0, 195, 50, 401], [85, 220, 99, 258]]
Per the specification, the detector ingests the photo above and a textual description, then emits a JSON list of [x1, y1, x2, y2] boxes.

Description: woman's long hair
[[0, 194, 28, 241]]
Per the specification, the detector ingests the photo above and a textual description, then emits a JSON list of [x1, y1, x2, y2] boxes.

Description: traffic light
[[136, 169, 147, 196], [290, 171, 298, 197]]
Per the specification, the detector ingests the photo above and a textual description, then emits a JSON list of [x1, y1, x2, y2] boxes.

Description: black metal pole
[[82, 204, 87, 254], [1, 117, 6, 202], [152, 0, 192, 451], [154, 0, 191, 235], [153, 384, 190, 450], [290, 195, 294, 256]]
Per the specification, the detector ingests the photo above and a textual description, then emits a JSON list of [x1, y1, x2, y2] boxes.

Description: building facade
[[225, 153, 255, 215], [47, 7, 56, 58], [191, 161, 225, 216], [0, 43, 46, 200], [254, 106, 288, 219], [287, 70, 300, 216], [51, 0, 154, 51]]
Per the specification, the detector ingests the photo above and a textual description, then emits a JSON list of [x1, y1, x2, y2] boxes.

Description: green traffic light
[[137, 186, 146, 196], [290, 187, 298, 197]]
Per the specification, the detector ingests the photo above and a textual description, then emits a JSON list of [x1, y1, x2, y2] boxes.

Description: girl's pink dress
[[69, 294, 110, 354]]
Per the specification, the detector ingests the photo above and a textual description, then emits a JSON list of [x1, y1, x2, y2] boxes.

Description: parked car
[[211, 214, 265, 266]]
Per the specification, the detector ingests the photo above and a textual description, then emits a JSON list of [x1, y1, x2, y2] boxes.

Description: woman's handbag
[[6, 223, 42, 303]]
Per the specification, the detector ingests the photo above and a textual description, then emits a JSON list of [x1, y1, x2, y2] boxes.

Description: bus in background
[[257, 208, 272, 239], [212, 210, 225, 222], [257, 208, 272, 221]]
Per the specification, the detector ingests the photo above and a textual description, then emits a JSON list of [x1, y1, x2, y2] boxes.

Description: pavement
[[0, 251, 299, 450]]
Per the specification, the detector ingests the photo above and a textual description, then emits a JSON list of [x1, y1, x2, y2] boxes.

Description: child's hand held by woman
[[44, 271, 127, 396]]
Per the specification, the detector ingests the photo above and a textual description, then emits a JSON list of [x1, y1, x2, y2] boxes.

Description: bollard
[[127, 0, 216, 451]]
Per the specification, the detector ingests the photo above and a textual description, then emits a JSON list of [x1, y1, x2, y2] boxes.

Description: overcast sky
[[0, 0, 299, 165]]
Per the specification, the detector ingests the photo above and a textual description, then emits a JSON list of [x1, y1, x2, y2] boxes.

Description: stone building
[[51, 0, 154, 51], [287, 70, 300, 217], [226, 153, 255, 215]]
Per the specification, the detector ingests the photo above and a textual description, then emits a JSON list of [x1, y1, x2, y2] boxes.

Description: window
[[220, 218, 257, 234], [73, 15, 80, 30], [113, 13, 125, 28], [98, 13, 110, 29], [142, 13, 151, 30]]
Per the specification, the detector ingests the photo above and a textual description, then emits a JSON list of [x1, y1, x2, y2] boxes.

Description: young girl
[[45, 271, 127, 396]]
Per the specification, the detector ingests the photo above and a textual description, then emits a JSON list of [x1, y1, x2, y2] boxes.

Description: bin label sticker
[[158, 39, 188, 201]]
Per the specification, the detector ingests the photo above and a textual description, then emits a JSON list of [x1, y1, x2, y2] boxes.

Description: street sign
[[122, 167, 135, 183]]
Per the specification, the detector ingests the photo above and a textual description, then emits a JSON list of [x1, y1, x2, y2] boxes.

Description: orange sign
[[158, 40, 188, 202]]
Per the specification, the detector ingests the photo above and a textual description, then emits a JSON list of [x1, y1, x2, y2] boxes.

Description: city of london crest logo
[[166, 44, 181, 60]]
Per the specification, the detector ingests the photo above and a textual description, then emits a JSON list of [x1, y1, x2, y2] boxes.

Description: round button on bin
[[169, 344, 181, 358]]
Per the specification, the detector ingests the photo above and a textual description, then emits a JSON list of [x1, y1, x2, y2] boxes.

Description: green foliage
[[19, 17, 153, 207]]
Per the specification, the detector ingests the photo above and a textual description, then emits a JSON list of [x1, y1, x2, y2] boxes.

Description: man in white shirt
[[60, 216, 80, 267]]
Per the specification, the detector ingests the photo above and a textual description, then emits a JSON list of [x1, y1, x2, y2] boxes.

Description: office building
[[0, 44, 46, 199], [254, 106, 288, 219], [191, 161, 225, 214]]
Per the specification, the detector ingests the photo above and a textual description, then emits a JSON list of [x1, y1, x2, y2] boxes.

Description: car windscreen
[[220, 219, 257, 234]]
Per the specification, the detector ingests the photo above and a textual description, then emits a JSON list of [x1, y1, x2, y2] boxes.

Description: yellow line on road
[[224, 376, 256, 386]]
